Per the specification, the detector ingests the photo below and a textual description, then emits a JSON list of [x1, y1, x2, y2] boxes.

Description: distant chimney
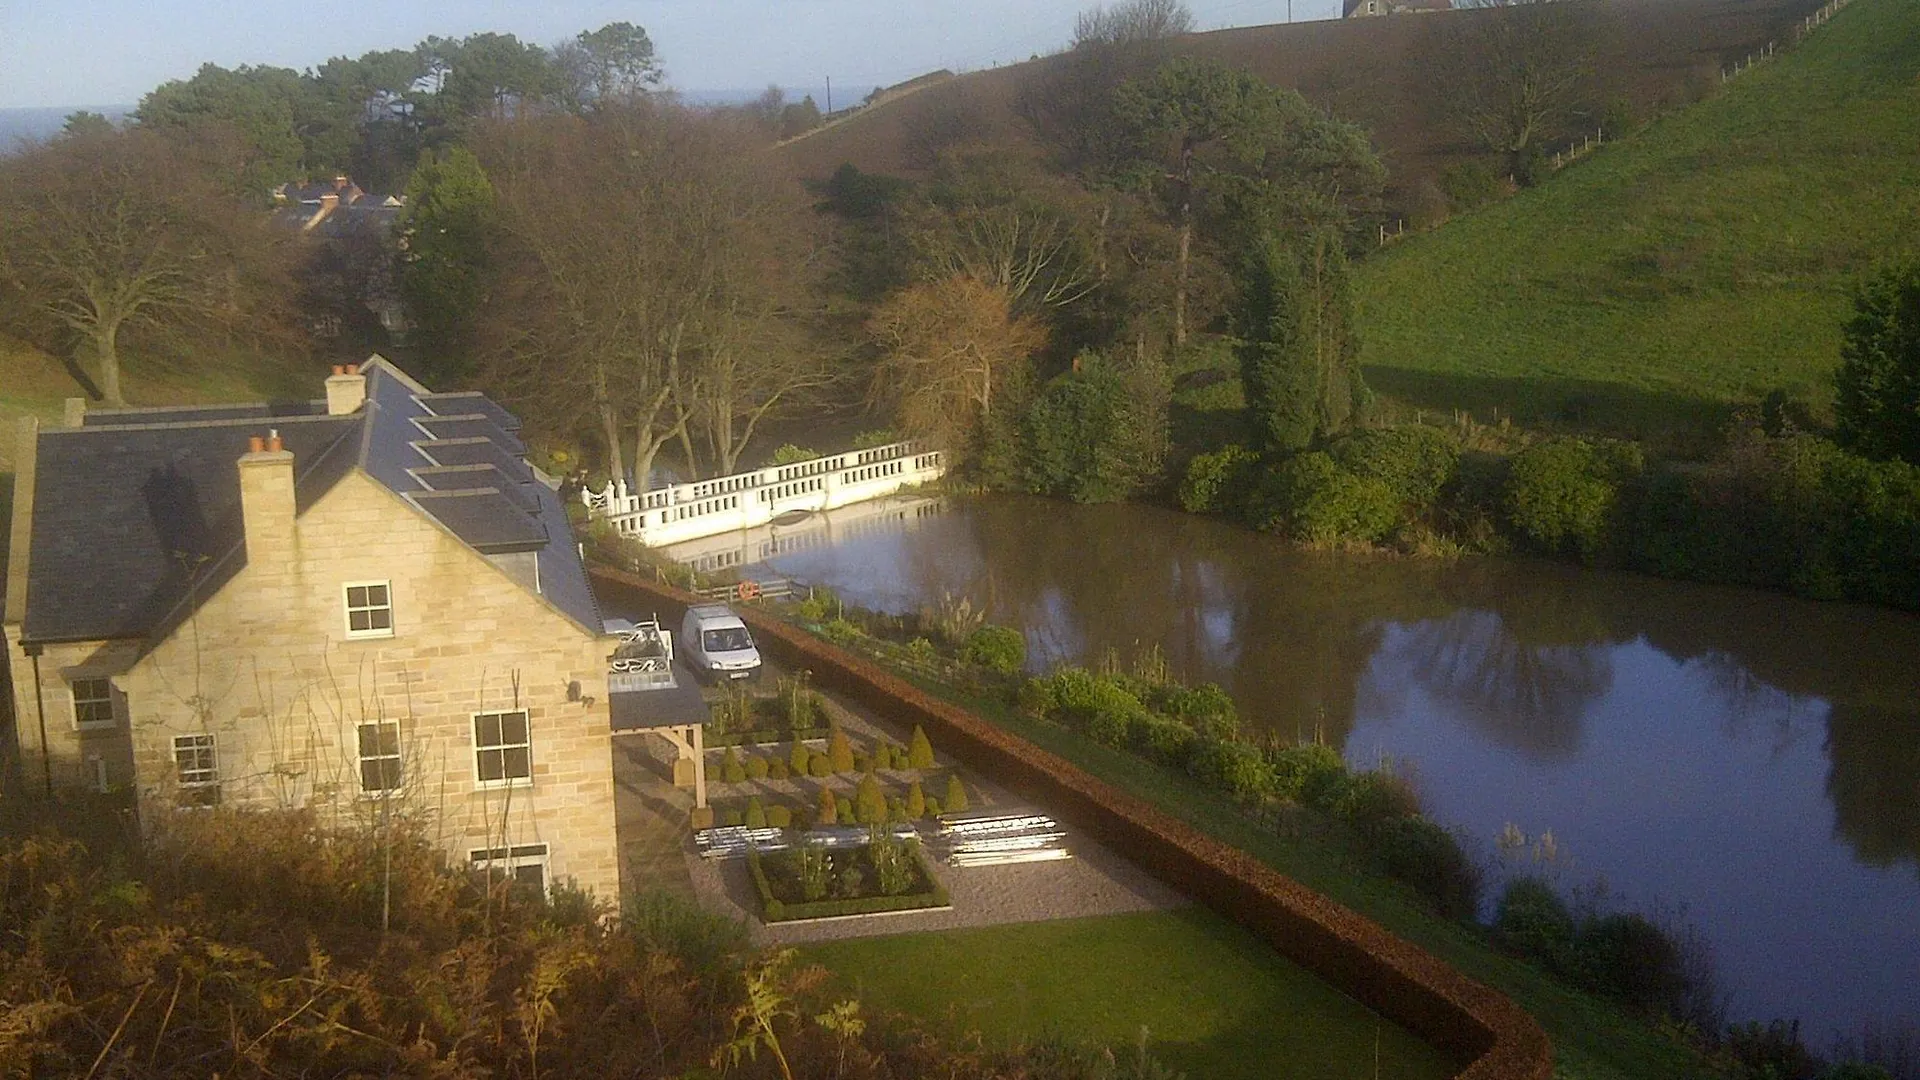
[[326, 364, 367, 416], [304, 193, 340, 233], [238, 432, 296, 567], [63, 398, 86, 427]]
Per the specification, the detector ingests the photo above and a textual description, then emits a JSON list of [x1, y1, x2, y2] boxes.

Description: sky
[[0, 0, 1345, 110]]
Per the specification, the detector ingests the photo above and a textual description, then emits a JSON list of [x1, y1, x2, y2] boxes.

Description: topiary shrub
[[1328, 426, 1461, 511], [816, 786, 838, 825], [943, 775, 969, 814], [1179, 444, 1261, 514], [721, 748, 747, 784], [837, 795, 855, 822], [1188, 735, 1274, 804], [720, 808, 745, 827], [1505, 436, 1645, 560], [853, 752, 871, 774], [745, 755, 770, 781], [769, 759, 790, 781], [827, 723, 856, 773], [1495, 876, 1576, 968], [906, 780, 927, 818], [1268, 743, 1347, 803], [745, 797, 767, 829], [888, 797, 909, 823], [807, 752, 832, 778], [924, 796, 942, 816], [962, 625, 1027, 675], [1375, 817, 1483, 921], [766, 804, 793, 829], [789, 740, 810, 777], [855, 776, 886, 825]]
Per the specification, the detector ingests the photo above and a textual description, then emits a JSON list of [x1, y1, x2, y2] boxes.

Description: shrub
[[1252, 452, 1401, 546], [924, 796, 942, 816], [766, 805, 793, 829], [1135, 714, 1199, 767], [769, 759, 790, 781], [821, 617, 864, 644], [745, 797, 767, 829], [1505, 437, 1644, 560], [1439, 158, 1507, 212], [789, 740, 811, 777], [1178, 444, 1261, 514], [837, 795, 855, 822], [827, 724, 855, 773], [816, 786, 839, 825], [1328, 426, 1460, 510], [1020, 355, 1168, 504], [720, 808, 745, 827], [1269, 743, 1347, 803], [1836, 260, 1920, 466], [962, 625, 1027, 675], [1375, 817, 1483, 921], [1495, 876, 1577, 967], [797, 842, 832, 901], [1573, 912, 1692, 1021], [745, 755, 769, 781], [944, 775, 969, 814], [1337, 770, 1422, 837], [771, 443, 820, 465], [905, 636, 937, 664], [1154, 682, 1237, 732], [808, 752, 832, 778], [855, 776, 886, 825], [906, 780, 927, 818], [1188, 736, 1274, 803], [853, 752, 871, 774], [721, 748, 746, 784]]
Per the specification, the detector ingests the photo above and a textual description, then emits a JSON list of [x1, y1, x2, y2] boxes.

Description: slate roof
[[19, 357, 601, 644]]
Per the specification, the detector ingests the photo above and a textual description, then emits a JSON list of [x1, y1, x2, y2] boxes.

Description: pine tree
[[944, 774, 970, 814], [907, 725, 935, 769], [855, 776, 887, 825]]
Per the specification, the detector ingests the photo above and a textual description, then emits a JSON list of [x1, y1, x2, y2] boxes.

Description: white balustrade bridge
[[582, 441, 945, 547]]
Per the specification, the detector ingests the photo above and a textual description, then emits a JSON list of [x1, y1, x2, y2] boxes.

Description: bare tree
[[475, 105, 821, 486], [867, 276, 1047, 455], [1073, 0, 1196, 49], [0, 128, 297, 406], [904, 148, 1100, 315], [1423, 0, 1604, 174]]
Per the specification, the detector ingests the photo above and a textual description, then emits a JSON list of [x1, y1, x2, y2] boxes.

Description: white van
[[680, 604, 763, 680]]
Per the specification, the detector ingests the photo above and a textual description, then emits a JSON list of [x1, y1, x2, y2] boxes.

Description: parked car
[[680, 604, 763, 680]]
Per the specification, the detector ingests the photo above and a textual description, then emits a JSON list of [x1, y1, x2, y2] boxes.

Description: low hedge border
[[707, 726, 830, 748], [590, 566, 1552, 1080], [746, 846, 949, 922]]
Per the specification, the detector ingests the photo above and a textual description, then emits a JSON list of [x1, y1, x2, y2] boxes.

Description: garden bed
[[748, 839, 949, 922]]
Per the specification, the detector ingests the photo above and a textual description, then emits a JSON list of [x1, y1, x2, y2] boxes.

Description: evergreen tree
[[400, 147, 496, 380], [1237, 231, 1366, 457], [1836, 261, 1920, 465]]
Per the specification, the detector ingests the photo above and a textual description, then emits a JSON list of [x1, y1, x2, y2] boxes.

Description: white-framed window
[[473, 710, 531, 787], [470, 842, 549, 896], [344, 581, 394, 638], [173, 734, 219, 806], [357, 721, 402, 793], [70, 677, 115, 730]]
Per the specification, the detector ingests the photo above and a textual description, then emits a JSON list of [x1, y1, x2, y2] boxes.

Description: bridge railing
[[583, 440, 944, 546]]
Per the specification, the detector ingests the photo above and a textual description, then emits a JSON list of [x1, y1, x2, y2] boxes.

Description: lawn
[[804, 907, 1457, 1080], [1354, 0, 1920, 449]]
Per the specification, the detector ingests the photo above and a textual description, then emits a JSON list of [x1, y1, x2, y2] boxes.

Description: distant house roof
[[18, 357, 600, 644], [1343, 0, 1450, 15], [270, 177, 405, 238]]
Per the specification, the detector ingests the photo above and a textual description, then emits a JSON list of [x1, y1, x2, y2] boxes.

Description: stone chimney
[[238, 430, 296, 565], [325, 363, 366, 416], [303, 192, 339, 233], [63, 398, 87, 427]]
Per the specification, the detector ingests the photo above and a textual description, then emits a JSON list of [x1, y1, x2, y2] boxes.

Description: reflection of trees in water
[[1825, 704, 1920, 874], [1689, 651, 1817, 762], [1391, 609, 1614, 760]]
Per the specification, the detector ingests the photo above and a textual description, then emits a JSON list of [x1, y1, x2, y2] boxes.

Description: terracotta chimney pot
[[346, 363, 360, 375], [267, 431, 284, 453], [331, 364, 346, 376], [248, 435, 265, 453]]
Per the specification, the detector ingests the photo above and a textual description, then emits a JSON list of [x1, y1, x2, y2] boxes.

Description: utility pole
[[826, 76, 832, 114]]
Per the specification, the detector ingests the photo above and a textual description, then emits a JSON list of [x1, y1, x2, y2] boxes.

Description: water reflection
[[738, 493, 1920, 1031]]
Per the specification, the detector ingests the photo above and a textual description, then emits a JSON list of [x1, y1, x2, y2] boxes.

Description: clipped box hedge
[[747, 846, 949, 923]]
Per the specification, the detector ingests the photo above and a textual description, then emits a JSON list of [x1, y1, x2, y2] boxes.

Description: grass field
[[1355, 0, 1920, 449], [805, 908, 1457, 1080], [871, 673, 1714, 1080]]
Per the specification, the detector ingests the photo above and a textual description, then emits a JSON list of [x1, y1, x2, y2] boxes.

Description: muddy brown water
[[710, 493, 1920, 1039]]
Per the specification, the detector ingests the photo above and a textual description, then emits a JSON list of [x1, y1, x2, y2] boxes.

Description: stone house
[[2, 358, 631, 899]]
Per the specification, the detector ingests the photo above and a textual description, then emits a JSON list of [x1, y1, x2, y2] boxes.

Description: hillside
[[777, 0, 1818, 210], [1354, 0, 1920, 446]]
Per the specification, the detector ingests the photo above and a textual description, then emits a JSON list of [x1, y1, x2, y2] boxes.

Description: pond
[[693, 493, 1920, 1040]]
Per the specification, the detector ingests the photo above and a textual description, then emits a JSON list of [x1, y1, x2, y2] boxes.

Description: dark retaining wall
[[592, 566, 1553, 1080]]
